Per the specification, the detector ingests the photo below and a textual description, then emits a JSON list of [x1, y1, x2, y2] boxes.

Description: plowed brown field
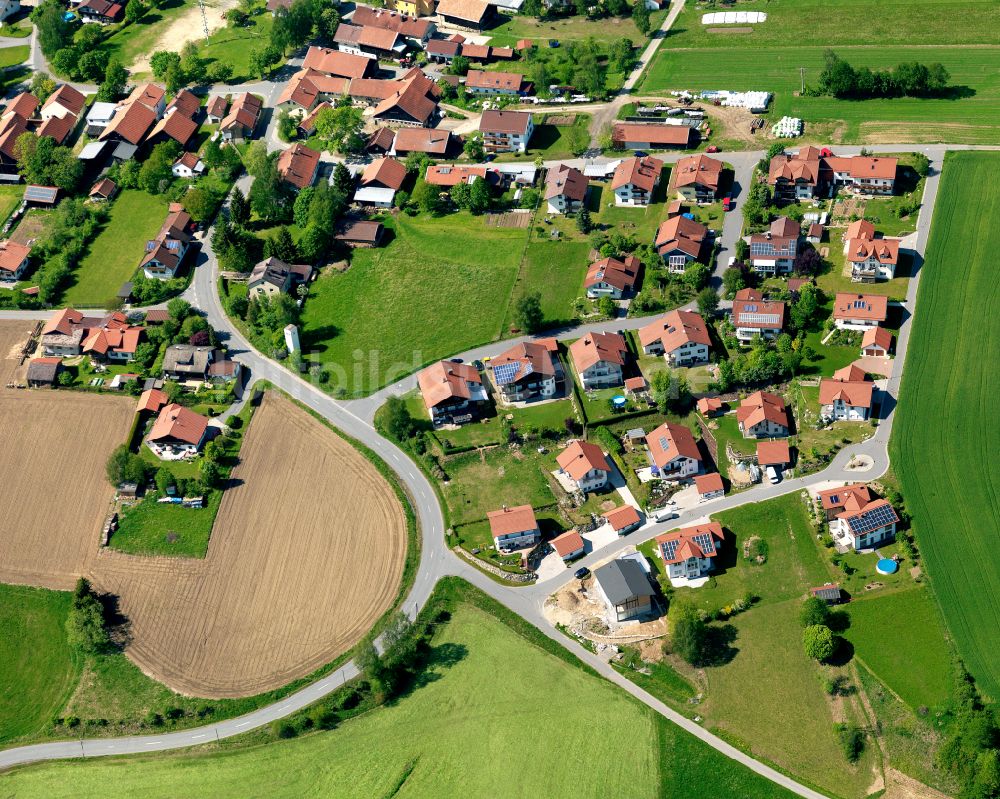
[[1, 319, 408, 698], [0, 322, 134, 590], [90, 392, 407, 697]]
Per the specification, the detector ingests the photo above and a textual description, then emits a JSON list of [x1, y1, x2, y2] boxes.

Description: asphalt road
[[0, 131, 947, 795]]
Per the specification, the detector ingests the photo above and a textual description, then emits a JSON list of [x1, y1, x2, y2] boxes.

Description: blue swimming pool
[[876, 558, 899, 575]]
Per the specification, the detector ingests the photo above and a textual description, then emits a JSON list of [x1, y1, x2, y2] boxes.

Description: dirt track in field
[[0, 319, 408, 698], [90, 393, 408, 698], [0, 322, 134, 590]]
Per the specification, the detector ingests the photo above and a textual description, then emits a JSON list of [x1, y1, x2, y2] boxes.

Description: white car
[[766, 466, 781, 484]]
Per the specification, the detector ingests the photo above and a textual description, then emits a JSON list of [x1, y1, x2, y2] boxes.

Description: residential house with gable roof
[[556, 440, 610, 493], [656, 522, 724, 582], [141, 203, 193, 280], [334, 22, 406, 59], [303, 45, 378, 79], [843, 223, 900, 281], [488, 504, 539, 551], [593, 557, 655, 622], [673, 153, 723, 203], [731, 288, 786, 342], [611, 156, 662, 207], [40, 308, 144, 361], [0, 239, 31, 281], [748, 216, 799, 274], [655, 214, 709, 272], [736, 391, 791, 438], [277, 143, 321, 190], [584, 254, 641, 299], [638, 309, 711, 367], [219, 93, 262, 142], [478, 109, 533, 152], [490, 339, 560, 402], [819, 364, 874, 421], [247, 257, 313, 299], [417, 360, 489, 424], [569, 331, 628, 389], [832, 292, 888, 330], [545, 163, 589, 214], [817, 485, 898, 551], [604, 504, 642, 535], [647, 421, 702, 479], [372, 69, 441, 127], [147, 403, 210, 458]]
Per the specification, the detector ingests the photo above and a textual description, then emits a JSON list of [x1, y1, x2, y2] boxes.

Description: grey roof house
[[162, 344, 215, 381], [593, 558, 655, 623]]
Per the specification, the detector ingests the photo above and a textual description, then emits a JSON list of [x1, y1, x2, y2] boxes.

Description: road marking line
[[235, 721, 252, 728]]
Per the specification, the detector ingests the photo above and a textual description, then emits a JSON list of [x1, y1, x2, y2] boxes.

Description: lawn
[[432, 393, 576, 452], [199, 8, 274, 83], [2, 583, 798, 799], [300, 212, 526, 395], [641, 44, 1000, 144], [97, 0, 191, 69], [844, 586, 953, 710], [494, 114, 591, 162], [591, 171, 672, 242], [506, 238, 589, 330], [640, 492, 829, 614], [0, 44, 28, 68], [0, 182, 24, 224], [487, 11, 664, 47], [111, 491, 223, 557], [62, 190, 167, 308], [814, 241, 911, 302], [891, 151, 1000, 699], [0, 583, 80, 745], [695, 599, 877, 799]]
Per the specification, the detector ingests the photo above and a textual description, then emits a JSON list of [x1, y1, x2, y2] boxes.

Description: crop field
[[1, 595, 796, 799], [641, 45, 1000, 144], [891, 151, 1000, 699], [844, 587, 953, 710], [62, 191, 166, 308], [0, 583, 80, 744], [89, 393, 407, 698], [0, 323, 135, 590]]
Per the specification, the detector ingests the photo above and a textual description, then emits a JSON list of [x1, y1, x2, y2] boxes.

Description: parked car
[[766, 465, 781, 484], [653, 508, 678, 522], [633, 150, 648, 158], [574, 566, 590, 579], [723, 196, 732, 211], [548, 39, 560, 47]]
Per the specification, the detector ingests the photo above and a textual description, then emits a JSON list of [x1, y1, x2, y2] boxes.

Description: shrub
[[835, 723, 864, 763], [802, 624, 835, 662]]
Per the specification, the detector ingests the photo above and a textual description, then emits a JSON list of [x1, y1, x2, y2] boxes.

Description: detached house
[[490, 339, 560, 403], [146, 403, 210, 459], [825, 154, 897, 196], [0, 239, 31, 280], [818, 485, 899, 551], [731, 288, 786, 343], [544, 164, 589, 214], [674, 153, 723, 203], [478, 110, 533, 153], [162, 344, 215, 381], [40, 308, 143, 361], [417, 360, 489, 425], [819, 364, 874, 421], [247, 257, 313, 299], [585, 254, 641, 299], [593, 558, 655, 623], [861, 326, 893, 358], [768, 147, 822, 201], [736, 391, 791, 438], [694, 472, 725, 501], [656, 522, 724, 582], [488, 504, 540, 551], [141, 203, 193, 280], [843, 220, 900, 281], [638, 309, 711, 367], [219, 93, 262, 142], [655, 214, 709, 272], [610, 156, 662, 207], [356, 156, 408, 207], [557, 440, 610, 493], [769, 147, 898, 200], [748, 216, 799, 274], [569, 331, 628, 389], [604, 504, 642, 535], [277, 143, 321, 191], [647, 421, 702, 480], [832, 292, 888, 331]]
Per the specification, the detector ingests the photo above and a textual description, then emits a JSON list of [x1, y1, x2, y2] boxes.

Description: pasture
[[0, 584, 79, 745], [1, 595, 797, 799], [641, 45, 1000, 144], [90, 393, 408, 698], [300, 212, 525, 395], [891, 151, 1000, 699], [844, 587, 953, 710], [62, 191, 166, 308], [0, 322, 135, 590]]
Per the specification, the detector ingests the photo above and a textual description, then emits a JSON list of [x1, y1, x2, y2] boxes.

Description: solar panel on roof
[[660, 540, 678, 559], [658, 436, 669, 451], [24, 185, 58, 203], [847, 503, 897, 536], [493, 361, 519, 385]]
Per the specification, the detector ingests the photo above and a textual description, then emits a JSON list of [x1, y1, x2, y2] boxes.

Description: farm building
[[26, 357, 62, 388], [612, 123, 694, 150]]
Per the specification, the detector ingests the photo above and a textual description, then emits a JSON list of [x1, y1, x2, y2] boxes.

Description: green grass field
[[2, 586, 798, 799], [0, 183, 24, 224], [199, 9, 274, 82], [507, 238, 588, 329], [62, 190, 167, 307], [487, 11, 663, 47], [0, 584, 80, 745], [844, 587, 953, 710], [891, 151, 1000, 699], [0, 44, 29, 68], [301, 212, 525, 395], [111, 490, 222, 557], [641, 44, 1000, 144]]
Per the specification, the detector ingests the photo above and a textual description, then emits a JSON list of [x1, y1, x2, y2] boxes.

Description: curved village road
[[0, 145, 944, 799]]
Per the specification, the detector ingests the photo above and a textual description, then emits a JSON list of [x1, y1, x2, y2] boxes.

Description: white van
[[653, 507, 678, 522], [766, 466, 781, 484]]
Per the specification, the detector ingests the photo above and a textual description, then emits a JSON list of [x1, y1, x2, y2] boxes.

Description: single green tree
[[803, 624, 835, 661]]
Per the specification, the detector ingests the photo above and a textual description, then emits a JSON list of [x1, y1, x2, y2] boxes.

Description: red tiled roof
[[694, 472, 724, 495], [585, 254, 641, 294], [655, 214, 708, 259], [611, 156, 663, 193], [418, 360, 482, 409], [674, 153, 722, 191], [36, 114, 73, 144], [277, 143, 321, 190], [647, 421, 701, 469], [425, 164, 488, 186], [373, 71, 439, 125], [392, 127, 449, 154], [656, 522, 724, 564], [696, 397, 723, 415], [148, 403, 209, 446], [351, 5, 432, 39], [861, 326, 893, 352], [639, 309, 710, 353], [334, 22, 401, 51], [6, 92, 39, 119], [0, 239, 30, 273], [756, 439, 791, 467], [491, 340, 556, 382], [545, 163, 589, 202], [604, 504, 641, 531], [147, 108, 198, 145], [612, 123, 692, 147], [168, 88, 200, 118], [735, 391, 789, 432], [43, 84, 86, 117], [569, 331, 627, 374], [303, 46, 376, 79], [551, 529, 585, 557], [467, 71, 524, 93], [732, 289, 786, 330], [846, 236, 899, 266], [479, 109, 532, 135], [361, 156, 407, 190], [557, 440, 608, 480], [818, 377, 874, 409], [487, 504, 537, 537], [206, 95, 228, 118], [100, 101, 156, 145], [832, 292, 889, 323], [436, 0, 490, 23]]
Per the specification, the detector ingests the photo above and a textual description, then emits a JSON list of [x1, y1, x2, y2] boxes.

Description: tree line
[[815, 49, 952, 100]]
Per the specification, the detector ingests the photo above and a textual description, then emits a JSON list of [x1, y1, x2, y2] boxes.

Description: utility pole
[[799, 67, 806, 95], [198, 0, 210, 43]]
